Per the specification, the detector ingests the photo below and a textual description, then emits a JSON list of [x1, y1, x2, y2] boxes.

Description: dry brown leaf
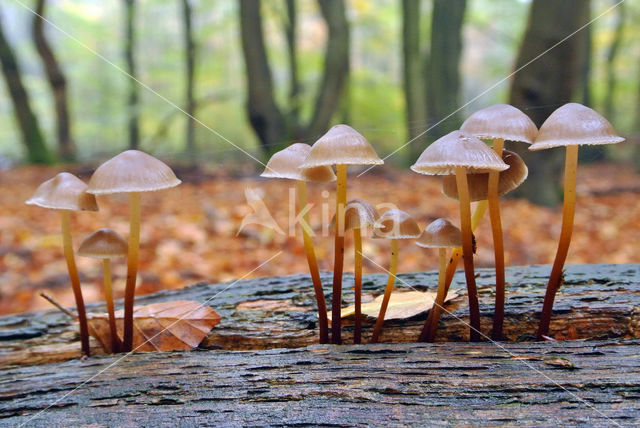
[[87, 300, 221, 353]]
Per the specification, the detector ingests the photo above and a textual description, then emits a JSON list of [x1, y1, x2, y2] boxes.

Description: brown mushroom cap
[[442, 149, 528, 202], [300, 124, 384, 168], [410, 131, 508, 175], [529, 103, 625, 151], [260, 143, 336, 183], [460, 104, 538, 144], [26, 172, 98, 211], [77, 228, 128, 259], [331, 198, 379, 231], [87, 150, 182, 195], [416, 218, 461, 249], [373, 209, 421, 239]]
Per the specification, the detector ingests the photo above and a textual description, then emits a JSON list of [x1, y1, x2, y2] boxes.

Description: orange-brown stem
[[489, 138, 505, 340], [537, 145, 578, 340], [122, 191, 141, 352], [371, 239, 399, 343], [102, 259, 121, 353], [332, 164, 347, 344], [353, 227, 363, 344], [420, 247, 447, 342]]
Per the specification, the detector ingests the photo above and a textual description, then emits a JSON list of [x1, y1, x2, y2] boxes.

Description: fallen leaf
[[543, 356, 577, 369], [87, 300, 221, 353]]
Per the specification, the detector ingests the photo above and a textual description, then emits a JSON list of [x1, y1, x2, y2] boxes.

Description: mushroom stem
[[455, 167, 482, 342], [102, 259, 121, 353], [296, 180, 329, 344], [61, 210, 90, 357], [331, 163, 347, 344], [122, 191, 141, 352], [488, 138, 506, 340], [419, 247, 448, 342], [353, 227, 363, 344], [371, 239, 399, 343], [537, 145, 578, 340]]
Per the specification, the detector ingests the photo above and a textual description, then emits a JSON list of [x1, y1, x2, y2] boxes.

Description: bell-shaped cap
[[460, 104, 538, 144], [416, 218, 461, 249], [260, 143, 336, 183], [529, 103, 625, 151], [373, 209, 421, 239], [442, 150, 528, 202], [87, 150, 181, 195], [26, 172, 98, 211], [300, 124, 384, 168], [410, 131, 508, 175], [331, 198, 379, 232], [77, 228, 128, 259]]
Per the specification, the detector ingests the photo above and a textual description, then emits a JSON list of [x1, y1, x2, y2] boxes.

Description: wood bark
[[32, 0, 75, 162], [124, 0, 140, 150], [0, 9, 53, 165], [181, 0, 197, 166]]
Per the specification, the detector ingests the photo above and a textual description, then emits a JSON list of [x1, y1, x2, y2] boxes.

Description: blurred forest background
[[1, 0, 640, 315]]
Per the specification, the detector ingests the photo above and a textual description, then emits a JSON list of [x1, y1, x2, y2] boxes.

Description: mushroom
[[261, 143, 336, 344], [26, 172, 99, 356], [411, 131, 508, 341], [415, 218, 462, 342], [370, 209, 421, 343], [78, 228, 128, 353], [301, 125, 383, 344], [460, 104, 537, 340], [529, 103, 624, 340], [87, 150, 181, 352]]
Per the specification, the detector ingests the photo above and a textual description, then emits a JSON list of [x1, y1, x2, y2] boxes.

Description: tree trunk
[[284, 0, 300, 126], [0, 9, 53, 165], [425, 0, 466, 139], [181, 0, 197, 166], [32, 0, 75, 162], [402, 0, 428, 161], [603, 0, 625, 120], [509, 0, 590, 206], [124, 0, 140, 150]]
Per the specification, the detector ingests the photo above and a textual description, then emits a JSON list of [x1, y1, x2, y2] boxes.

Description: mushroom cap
[[26, 172, 98, 211], [260, 143, 336, 183], [77, 228, 128, 259], [87, 150, 182, 195], [300, 124, 384, 168], [410, 131, 509, 175], [330, 198, 379, 231], [529, 103, 625, 151], [373, 209, 421, 239], [460, 104, 538, 144], [416, 218, 461, 249], [442, 149, 528, 202]]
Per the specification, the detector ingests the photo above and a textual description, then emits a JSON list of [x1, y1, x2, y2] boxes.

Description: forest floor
[[1, 162, 639, 316]]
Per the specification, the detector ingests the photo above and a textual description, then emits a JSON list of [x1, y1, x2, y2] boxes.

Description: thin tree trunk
[[603, 0, 625, 119], [0, 9, 53, 164], [124, 0, 140, 150], [509, 0, 590, 206], [181, 0, 197, 166], [32, 0, 75, 162], [284, 0, 300, 127]]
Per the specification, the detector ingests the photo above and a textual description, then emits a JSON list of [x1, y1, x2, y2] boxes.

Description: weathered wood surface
[[1, 264, 639, 368]]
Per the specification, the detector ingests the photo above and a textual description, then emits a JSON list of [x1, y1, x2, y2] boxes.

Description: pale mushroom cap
[[331, 198, 380, 231], [529, 103, 625, 151], [77, 228, 128, 259], [416, 218, 461, 249], [373, 209, 421, 239], [410, 131, 509, 175], [26, 172, 98, 211], [300, 124, 384, 168], [460, 104, 538, 144], [442, 150, 528, 202], [87, 150, 182, 194], [260, 143, 336, 183]]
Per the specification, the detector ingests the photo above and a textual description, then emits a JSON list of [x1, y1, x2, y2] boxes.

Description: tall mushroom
[[87, 150, 181, 352], [78, 228, 128, 353], [411, 131, 508, 341], [261, 143, 336, 344], [300, 124, 383, 344], [370, 209, 421, 343], [26, 172, 99, 356], [460, 104, 537, 339], [416, 218, 461, 342], [529, 103, 624, 340]]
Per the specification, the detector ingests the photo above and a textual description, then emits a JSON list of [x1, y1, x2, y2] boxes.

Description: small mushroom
[[261, 143, 335, 344], [415, 219, 462, 342], [87, 150, 181, 352], [78, 228, 128, 353], [529, 103, 624, 340], [370, 209, 421, 343], [26, 172, 99, 356], [301, 125, 383, 344]]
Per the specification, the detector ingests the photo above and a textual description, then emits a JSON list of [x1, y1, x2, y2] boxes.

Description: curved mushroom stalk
[[420, 248, 447, 342], [102, 259, 121, 353], [488, 138, 505, 340], [353, 227, 363, 344], [370, 239, 399, 343], [123, 191, 141, 351], [331, 163, 348, 344]]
